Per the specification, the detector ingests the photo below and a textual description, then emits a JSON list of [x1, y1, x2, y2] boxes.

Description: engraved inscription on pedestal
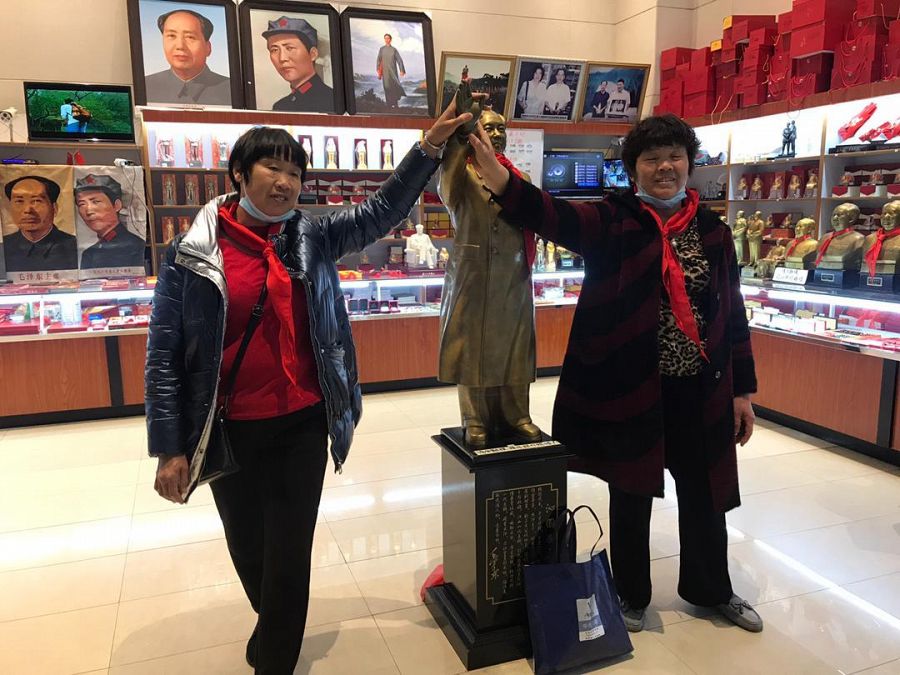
[[485, 483, 559, 605]]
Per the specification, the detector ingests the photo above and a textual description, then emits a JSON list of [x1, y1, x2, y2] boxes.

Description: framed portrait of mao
[[127, 0, 244, 108], [339, 7, 436, 117], [238, 1, 345, 114]]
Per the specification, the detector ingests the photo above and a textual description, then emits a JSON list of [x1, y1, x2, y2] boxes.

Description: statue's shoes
[[512, 422, 542, 442], [464, 426, 488, 448]]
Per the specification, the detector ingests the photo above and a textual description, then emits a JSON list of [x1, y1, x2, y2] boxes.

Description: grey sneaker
[[619, 599, 646, 633], [717, 594, 764, 632]]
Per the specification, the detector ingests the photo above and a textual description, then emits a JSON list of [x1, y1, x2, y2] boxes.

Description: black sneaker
[[619, 599, 645, 633], [246, 624, 258, 668]]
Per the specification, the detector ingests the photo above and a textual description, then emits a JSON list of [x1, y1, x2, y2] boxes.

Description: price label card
[[772, 267, 810, 284]]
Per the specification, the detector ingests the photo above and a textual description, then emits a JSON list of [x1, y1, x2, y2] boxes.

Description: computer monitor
[[541, 151, 605, 199], [603, 159, 631, 189], [24, 82, 136, 143]]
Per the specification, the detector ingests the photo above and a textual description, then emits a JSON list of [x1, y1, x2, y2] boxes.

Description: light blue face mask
[[635, 185, 687, 211], [239, 195, 292, 224]]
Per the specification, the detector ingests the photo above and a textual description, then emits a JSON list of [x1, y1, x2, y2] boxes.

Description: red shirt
[[218, 203, 322, 420]]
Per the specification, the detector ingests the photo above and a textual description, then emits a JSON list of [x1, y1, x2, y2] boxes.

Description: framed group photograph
[[238, 1, 344, 113], [127, 0, 244, 108], [438, 52, 515, 117], [579, 62, 650, 122], [510, 57, 586, 123], [340, 7, 436, 117]]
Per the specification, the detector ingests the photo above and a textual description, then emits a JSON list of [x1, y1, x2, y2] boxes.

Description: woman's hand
[[734, 395, 755, 446], [468, 122, 510, 195], [155, 454, 189, 504], [422, 89, 485, 154]]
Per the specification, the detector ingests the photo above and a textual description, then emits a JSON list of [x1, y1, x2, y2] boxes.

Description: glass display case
[[742, 281, 900, 359]]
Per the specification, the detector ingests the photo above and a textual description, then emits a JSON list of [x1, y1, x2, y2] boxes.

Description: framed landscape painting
[[438, 52, 515, 117]]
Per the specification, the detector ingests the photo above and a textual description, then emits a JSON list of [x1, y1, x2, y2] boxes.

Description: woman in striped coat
[[467, 114, 763, 633]]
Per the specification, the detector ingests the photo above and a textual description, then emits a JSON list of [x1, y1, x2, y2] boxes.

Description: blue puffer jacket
[[145, 143, 439, 492]]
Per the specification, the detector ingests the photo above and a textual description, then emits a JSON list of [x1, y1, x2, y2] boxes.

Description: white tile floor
[[0, 377, 899, 674]]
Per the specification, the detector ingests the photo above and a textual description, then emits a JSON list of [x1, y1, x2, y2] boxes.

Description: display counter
[[0, 272, 580, 426]]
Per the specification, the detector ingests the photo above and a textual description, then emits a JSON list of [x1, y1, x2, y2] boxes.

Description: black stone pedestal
[[812, 268, 859, 288], [426, 428, 571, 671], [860, 272, 900, 292]]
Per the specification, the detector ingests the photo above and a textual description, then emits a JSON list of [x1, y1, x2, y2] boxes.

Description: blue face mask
[[635, 185, 687, 211], [239, 195, 292, 224]]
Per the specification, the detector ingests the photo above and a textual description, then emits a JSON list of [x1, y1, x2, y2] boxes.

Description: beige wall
[[693, 0, 792, 48]]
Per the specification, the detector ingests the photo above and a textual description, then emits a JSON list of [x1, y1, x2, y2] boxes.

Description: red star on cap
[[85, 175, 96, 184], [279, 17, 288, 26]]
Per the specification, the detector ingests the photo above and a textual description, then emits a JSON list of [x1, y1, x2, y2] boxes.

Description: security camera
[[0, 107, 16, 123]]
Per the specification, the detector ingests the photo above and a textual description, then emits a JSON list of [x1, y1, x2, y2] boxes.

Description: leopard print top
[[658, 221, 710, 376]]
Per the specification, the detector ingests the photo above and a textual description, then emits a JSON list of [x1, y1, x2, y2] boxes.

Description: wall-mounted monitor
[[541, 150, 605, 199], [24, 82, 136, 143]]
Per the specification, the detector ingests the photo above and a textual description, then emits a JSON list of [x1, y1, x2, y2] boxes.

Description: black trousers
[[608, 376, 733, 609], [210, 403, 328, 675]]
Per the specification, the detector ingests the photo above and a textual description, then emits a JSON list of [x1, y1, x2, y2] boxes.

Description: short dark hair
[[384, 33, 392, 39], [158, 9, 214, 41], [76, 186, 121, 206], [4, 175, 61, 203], [228, 127, 308, 189], [618, 79, 625, 84], [621, 114, 700, 178], [64, 98, 73, 104], [532, 65, 544, 78]]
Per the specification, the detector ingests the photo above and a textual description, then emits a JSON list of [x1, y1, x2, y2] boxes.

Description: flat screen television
[[541, 151, 605, 199], [603, 159, 631, 189], [24, 82, 135, 143]]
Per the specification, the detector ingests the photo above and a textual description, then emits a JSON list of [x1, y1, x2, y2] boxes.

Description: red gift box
[[661, 67, 678, 83], [683, 91, 717, 117], [833, 33, 888, 88], [888, 184, 900, 197], [794, 52, 835, 75], [791, 22, 845, 57], [716, 60, 741, 78], [847, 16, 890, 40], [791, 0, 855, 29], [884, 43, 900, 79], [692, 47, 712, 69], [767, 72, 789, 101], [723, 27, 734, 49], [738, 67, 769, 86], [722, 43, 747, 62], [711, 49, 723, 66], [716, 76, 739, 110], [891, 20, 900, 43], [733, 15, 777, 43], [661, 47, 693, 70], [769, 50, 793, 78], [750, 27, 778, 48], [676, 61, 692, 76], [739, 83, 768, 106], [777, 10, 793, 34], [684, 67, 716, 94], [744, 45, 774, 69], [856, 0, 900, 18], [790, 71, 831, 97]]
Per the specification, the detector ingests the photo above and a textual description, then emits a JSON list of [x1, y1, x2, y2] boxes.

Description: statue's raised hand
[[454, 81, 481, 139]]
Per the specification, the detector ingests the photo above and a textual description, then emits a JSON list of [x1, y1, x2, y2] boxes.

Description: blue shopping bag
[[524, 506, 633, 675]]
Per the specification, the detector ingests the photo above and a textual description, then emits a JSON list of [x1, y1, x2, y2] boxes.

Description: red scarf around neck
[[638, 188, 708, 361], [219, 204, 300, 388], [785, 234, 810, 259], [864, 228, 900, 276], [814, 227, 855, 266], [472, 152, 537, 267]]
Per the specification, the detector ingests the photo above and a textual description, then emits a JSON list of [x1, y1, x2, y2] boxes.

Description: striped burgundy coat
[[496, 176, 757, 513]]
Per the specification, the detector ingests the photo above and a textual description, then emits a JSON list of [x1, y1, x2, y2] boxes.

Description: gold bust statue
[[804, 171, 818, 198], [747, 210, 765, 265], [732, 210, 748, 263], [863, 201, 900, 275], [784, 217, 819, 269], [749, 176, 764, 200], [815, 202, 865, 270]]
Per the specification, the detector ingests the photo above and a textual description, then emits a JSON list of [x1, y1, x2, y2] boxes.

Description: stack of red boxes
[[767, 11, 793, 102], [887, 19, 900, 80], [736, 19, 777, 107], [683, 46, 717, 117], [831, 0, 897, 89], [656, 47, 692, 116], [711, 40, 737, 112], [790, 0, 855, 96]]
